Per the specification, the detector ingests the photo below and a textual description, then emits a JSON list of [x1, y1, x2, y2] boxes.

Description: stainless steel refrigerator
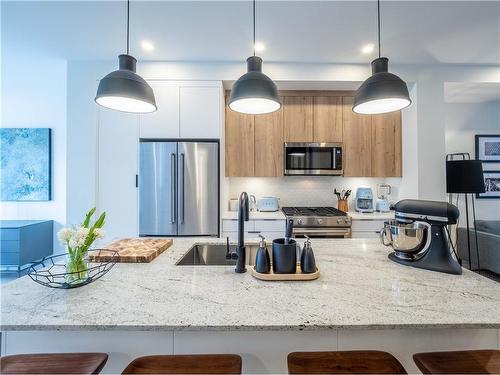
[[139, 140, 219, 236]]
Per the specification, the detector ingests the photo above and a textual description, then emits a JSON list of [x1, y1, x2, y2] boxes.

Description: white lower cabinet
[[351, 219, 385, 238], [222, 219, 285, 241]]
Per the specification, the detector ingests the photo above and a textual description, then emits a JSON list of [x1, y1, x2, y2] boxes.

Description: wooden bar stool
[[413, 350, 500, 374], [288, 351, 407, 374], [122, 354, 242, 374], [0, 353, 108, 374]]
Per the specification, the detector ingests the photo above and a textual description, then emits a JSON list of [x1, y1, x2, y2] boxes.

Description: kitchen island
[[1, 238, 499, 373]]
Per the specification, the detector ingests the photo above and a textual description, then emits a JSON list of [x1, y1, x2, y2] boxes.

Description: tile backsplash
[[227, 176, 404, 210]]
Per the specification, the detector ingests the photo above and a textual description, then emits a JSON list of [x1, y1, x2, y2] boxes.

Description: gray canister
[[272, 238, 297, 274]]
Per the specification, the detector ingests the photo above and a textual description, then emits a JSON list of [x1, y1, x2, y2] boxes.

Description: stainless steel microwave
[[284, 142, 343, 176]]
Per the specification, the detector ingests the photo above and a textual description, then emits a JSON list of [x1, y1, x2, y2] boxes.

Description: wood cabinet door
[[283, 96, 313, 142], [371, 111, 402, 177], [313, 96, 343, 143], [254, 106, 283, 177], [342, 96, 372, 177], [225, 107, 254, 177]]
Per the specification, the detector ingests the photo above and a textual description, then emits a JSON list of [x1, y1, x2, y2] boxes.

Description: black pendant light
[[95, 0, 157, 113], [353, 0, 411, 115], [228, 0, 281, 115]]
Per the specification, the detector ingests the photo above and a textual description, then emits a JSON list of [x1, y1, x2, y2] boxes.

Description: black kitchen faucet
[[235, 191, 249, 273]]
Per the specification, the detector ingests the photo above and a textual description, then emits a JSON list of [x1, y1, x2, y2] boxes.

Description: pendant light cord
[[126, 0, 130, 55], [253, 0, 256, 56], [377, 0, 381, 58]]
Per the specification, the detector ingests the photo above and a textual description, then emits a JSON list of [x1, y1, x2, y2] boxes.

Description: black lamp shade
[[95, 54, 157, 113], [228, 56, 281, 115], [353, 57, 411, 115], [446, 160, 485, 193]]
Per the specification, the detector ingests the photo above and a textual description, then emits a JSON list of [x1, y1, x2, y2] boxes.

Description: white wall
[[445, 100, 500, 222], [0, 55, 67, 252]]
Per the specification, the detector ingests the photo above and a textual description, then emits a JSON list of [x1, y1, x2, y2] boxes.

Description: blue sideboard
[[0, 220, 53, 276]]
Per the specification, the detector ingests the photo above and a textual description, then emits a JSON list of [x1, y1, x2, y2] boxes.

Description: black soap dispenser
[[300, 235, 316, 274], [255, 234, 271, 273]]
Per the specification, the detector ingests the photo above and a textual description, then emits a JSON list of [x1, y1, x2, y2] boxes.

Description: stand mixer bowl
[[381, 220, 428, 259]]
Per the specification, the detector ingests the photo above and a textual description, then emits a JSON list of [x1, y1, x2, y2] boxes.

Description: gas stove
[[282, 206, 352, 238]]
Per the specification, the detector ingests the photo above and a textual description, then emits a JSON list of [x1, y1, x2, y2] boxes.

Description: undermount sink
[[176, 243, 263, 266]]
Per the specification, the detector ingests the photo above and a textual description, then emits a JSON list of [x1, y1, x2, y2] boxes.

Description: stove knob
[[337, 219, 343, 224], [297, 219, 303, 225], [317, 218, 323, 224]]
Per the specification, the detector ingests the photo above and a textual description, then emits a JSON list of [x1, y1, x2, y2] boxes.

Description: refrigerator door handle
[[170, 153, 176, 224], [180, 153, 185, 224]]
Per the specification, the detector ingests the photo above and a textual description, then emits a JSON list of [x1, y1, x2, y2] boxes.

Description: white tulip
[[57, 227, 75, 244], [94, 228, 106, 239]]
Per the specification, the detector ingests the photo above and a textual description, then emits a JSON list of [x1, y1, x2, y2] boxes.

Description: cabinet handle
[[248, 231, 261, 234], [170, 153, 176, 224]]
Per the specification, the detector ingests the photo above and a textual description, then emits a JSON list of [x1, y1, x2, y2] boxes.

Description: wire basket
[[28, 249, 118, 289]]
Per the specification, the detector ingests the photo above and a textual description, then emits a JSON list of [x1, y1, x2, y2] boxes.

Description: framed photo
[[0, 128, 52, 201], [475, 134, 500, 162], [476, 171, 500, 199]]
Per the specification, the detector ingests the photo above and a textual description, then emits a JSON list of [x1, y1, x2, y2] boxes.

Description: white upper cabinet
[[139, 82, 222, 140], [180, 86, 221, 139], [98, 107, 139, 240], [139, 83, 180, 139]]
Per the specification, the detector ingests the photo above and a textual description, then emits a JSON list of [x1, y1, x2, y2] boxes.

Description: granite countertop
[[1, 238, 499, 331], [222, 211, 286, 220]]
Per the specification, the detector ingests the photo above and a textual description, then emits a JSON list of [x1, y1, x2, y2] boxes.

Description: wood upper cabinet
[[372, 111, 402, 177], [283, 96, 313, 142], [225, 92, 402, 178], [342, 96, 402, 177], [342, 96, 372, 177], [313, 96, 343, 143], [225, 107, 254, 177], [254, 106, 283, 177]]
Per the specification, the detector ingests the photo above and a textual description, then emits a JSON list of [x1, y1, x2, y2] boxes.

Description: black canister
[[272, 238, 297, 274]]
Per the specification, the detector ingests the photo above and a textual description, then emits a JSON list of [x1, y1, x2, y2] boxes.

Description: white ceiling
[[2, 1, 500, 64]]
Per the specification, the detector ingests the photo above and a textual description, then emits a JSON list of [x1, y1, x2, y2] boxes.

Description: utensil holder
[[272, 238, 297, 274], [338, 199, 348, 212]]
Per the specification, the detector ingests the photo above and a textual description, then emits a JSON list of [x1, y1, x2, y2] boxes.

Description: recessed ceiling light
[[361, 43, 375, 54], [141, 40, 155, 52], [254, 42, 266, 53]]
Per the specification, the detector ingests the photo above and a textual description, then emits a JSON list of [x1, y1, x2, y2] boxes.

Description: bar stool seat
[[122, 354, 242, 374], [287, 351, 407, 374], [0, 353, 108, 374], [413, 350, 500, 374]]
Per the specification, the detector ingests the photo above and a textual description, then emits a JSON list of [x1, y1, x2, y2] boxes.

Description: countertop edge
[[2, 323, 499, 332]]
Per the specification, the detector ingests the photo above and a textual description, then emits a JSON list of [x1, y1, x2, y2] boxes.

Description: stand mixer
[[380, 199, 462, 275]]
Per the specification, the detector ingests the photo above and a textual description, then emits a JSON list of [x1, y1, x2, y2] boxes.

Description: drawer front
[[0, 240, 20, 253], [351, 231, 381, 239], [0, 251, 20, 265], [254, 220, 286, 232], [351, 220, 385, 232], [0, 229, 20, 241], [222, 220, 254, 232]]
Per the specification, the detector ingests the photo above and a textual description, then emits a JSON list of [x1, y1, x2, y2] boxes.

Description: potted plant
[[57, 208, 106, 284]]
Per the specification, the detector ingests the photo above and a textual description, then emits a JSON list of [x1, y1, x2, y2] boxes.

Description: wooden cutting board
[[89, 238, 173, 263]]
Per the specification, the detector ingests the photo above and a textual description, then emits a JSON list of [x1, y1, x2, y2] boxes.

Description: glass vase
[[66, 252, 89, 285]]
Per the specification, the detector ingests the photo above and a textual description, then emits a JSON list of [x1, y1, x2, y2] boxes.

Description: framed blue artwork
[[0, 128, 52, 201]]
